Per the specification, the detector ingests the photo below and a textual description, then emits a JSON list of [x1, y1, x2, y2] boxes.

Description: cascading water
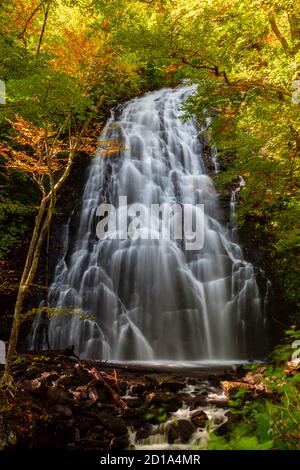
[[29, 86, 268, 362], [210, 147, 220, 174], [230, 176, 246, 242]]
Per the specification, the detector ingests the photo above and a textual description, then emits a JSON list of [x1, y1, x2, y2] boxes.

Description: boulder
[[122, 407, 143, 419], [145, 391, 181, 412], [135, 424, 152, 442], [30, 420, 74, 449], [166, 419, 196, 444], [142, 374, 185, 393], [191, 409, 208, 428], [77, 416, 97, 436], [53, 404, 73, 418], [21, 378, 48, 398], [86, 425, 105, 439], [123, 396, 143, 408], [87, 382, 111, 403], [100, 416, 127, 436], [111, 434, 130, 449]]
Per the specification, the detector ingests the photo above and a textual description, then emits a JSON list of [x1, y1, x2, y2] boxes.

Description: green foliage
[[0, 198, 37, 258], [2, 1, 297, 303], [181, 0, 300, 307], [0, 0, 298, 315], [208, 330, 300, 450], [6, 71, 93, 127], [271, 325, 300, 362], [140, 403, 168, 423], [0, 0, 160, 263], [0, 0, 298, 444], [209, 430, 273, 450], [13, 357, 26, 366]]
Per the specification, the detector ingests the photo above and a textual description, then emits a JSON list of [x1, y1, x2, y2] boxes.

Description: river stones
[[145, 391, 182, 412], [165, 419, 196, 444], [191, 409, 208, 428]]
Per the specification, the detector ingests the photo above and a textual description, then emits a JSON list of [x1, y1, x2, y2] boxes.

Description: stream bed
[[1, 354, 244, 451]]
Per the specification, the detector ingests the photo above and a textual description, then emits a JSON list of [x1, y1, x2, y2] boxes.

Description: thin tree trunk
[[1, 102, 103, 384], [2, 199, 54, 384], [269, 15, 291, 57], [35, 0, 50, 64]]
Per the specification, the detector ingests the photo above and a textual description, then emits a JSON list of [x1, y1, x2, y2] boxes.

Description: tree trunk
[[1, 106, 99, 384], [2, 199, 54, 384]]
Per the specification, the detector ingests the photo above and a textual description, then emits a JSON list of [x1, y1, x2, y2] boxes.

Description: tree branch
[[21, 1, 45, 38], [35, 0, 51, 64], [180, 57, 231, 85], [269, 15, 291, 57], [288, 14, 300, 54]]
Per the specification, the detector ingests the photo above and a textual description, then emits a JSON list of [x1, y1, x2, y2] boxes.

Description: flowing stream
[[30, 86, 269, 362]]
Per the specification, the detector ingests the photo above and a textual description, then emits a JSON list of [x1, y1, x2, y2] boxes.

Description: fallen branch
[[82, 365, 127, 410]]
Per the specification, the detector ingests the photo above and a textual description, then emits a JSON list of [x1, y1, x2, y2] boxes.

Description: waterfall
[[211, 147, 220, 174], [29, 86, 268, 362], [230, 176, 246, 242]]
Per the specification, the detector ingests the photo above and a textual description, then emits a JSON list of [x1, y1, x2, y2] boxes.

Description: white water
[[211, 147, 220, 174], [128, 381, 228, 450], [29, 86, 268, 361], [230, 176, 245, 241], [129, 404, 227, 450]]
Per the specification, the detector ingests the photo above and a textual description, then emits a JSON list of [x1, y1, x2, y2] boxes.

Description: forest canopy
[[0, 0, 299, 452], [0, 0, 299, 308]]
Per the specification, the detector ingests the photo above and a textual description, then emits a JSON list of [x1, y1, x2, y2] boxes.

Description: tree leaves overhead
[[0, 0, 299, 306]]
